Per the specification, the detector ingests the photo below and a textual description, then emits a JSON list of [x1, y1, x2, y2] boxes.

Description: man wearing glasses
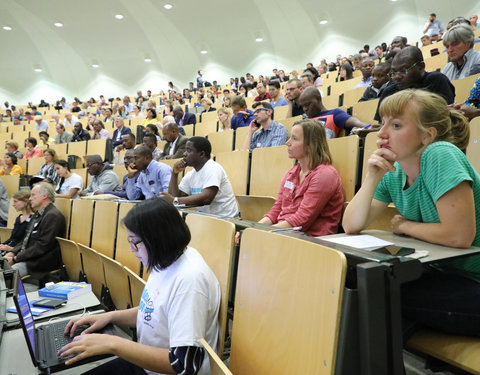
[[241, 102, 288, 151], [80, 154, 121, 196], [374, 46, 455, 122]]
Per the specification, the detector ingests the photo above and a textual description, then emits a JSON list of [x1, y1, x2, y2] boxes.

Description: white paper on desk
[[322, 235, 394, 250]]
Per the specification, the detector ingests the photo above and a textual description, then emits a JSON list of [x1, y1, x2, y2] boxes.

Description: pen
[[270, 226, 302, 233], [362, 124, 372, 129]]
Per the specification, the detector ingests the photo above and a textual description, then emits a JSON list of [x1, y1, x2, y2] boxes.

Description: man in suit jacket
[[112, 117, 132, 149], [173, 106, 196, 127], [160, 123, 188, 160]]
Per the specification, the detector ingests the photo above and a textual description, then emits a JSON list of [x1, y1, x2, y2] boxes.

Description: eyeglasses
[[389, 61, 420, 78], [128, 238, 143, 251], [253, 108, 268, 114]]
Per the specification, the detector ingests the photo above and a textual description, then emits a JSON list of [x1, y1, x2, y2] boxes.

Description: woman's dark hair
[[146, 123, 159, 135], [305, 66, 320, 79], [339, 63, 354, 80], [146, 108, 157, 119], [54, 160, 70, 193], [5, 152, 17, 165], [26, 137, 37, 146], [123, 199, 191, 271]]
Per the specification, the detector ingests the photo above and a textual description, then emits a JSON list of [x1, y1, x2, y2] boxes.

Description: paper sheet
[[321, 235, 394, 250]]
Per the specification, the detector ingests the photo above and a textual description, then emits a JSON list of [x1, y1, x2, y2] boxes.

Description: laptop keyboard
[[47, 320, 88, 358]]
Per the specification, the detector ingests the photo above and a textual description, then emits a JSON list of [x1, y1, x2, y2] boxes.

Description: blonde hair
[[5, 141, 18, 150], [217, 107, 233, 129], [201, 97, 213, 106], [12, 189, 32, 211], [379, 89, 469, 150], [294, 119, 332, 169]]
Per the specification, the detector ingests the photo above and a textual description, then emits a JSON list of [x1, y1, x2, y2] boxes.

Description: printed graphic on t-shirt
[[139, 288, 154, 325]]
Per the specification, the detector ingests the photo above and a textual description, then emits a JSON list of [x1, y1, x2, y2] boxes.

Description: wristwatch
[[173, 197, 179, 205]]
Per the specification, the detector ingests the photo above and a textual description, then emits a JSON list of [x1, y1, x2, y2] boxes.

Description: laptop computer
[[12, 276, 125, 373]]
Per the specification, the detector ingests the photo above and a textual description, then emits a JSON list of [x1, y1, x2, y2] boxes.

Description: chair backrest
[[195, 121, 218, 137], [185, 213, 235, 357], [77, 243, 105, 297], [208, 130, 234, 155], [424, 52, 448, 72], [273, 105, 289, 122], [467, 117, 480, 174], [0, 175, 20, 198], [234, 126, 250, 150], [343, 87, 367, 107], [53, 198, 73, 238], [98, 252, 131, 310], [200, 110, 219, 124], [27, 157, 45, 175], [57, 237, 83, 281], [200, 338, 233, 375], [230, 229, 347, 375], [452, 74, 479, 104], [278, 115, 302, 136], [86, 139, 110, 161], [91, 200, 118, 258], [250, 145, 294, 197], [49, 143, 68, 156], [183, 124, 194, 137], [67, 141, 88, 158], [215, 150, 250, 195], [113, 165, 126, 187], [236, 195, 276, 222], [69, 199, 94, 246], [328, 135, 360, 202], [115, 203, 141, 276], [362, 131, 379, 182], [124, 266, 146, 308], [351, 98, 379, 123]]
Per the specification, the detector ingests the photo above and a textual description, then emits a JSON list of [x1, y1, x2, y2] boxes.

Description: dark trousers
[[82, 358, 147, 375]]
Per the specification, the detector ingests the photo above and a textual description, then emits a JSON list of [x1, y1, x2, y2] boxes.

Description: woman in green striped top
[[343, 89, 480, 337]]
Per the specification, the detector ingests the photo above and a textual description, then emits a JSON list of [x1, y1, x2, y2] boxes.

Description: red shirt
[[265, 163, 344, 236], [24, 146, 44, 160], [254, 93, 272, 102]]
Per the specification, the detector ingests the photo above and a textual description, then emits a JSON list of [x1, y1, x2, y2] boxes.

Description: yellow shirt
[[0, 164, 23, 175]]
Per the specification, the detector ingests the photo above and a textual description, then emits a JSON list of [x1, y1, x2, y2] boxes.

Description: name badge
[[256, 143, 262, 148], [284, 180, 294, 190]]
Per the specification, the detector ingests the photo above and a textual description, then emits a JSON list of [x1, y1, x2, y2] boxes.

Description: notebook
[[13, 276, 124, 373]]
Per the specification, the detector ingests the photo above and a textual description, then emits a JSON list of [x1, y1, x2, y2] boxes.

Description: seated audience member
[[116, 133, 136, 153], [71, 122, 91, 142], [141, 108, 157, 127], [354, 59, 375, 88], [0, 190, 32, 250], [217, 107, 233, 131], [24, 137, 44, 159], [343, 89, 480, 337], [38, 131, 54, 147], [172, 106, 196, 126], [112, 117, 132, 149], [230, 96, 255, 130], [389, 35, 408, 51], [63, 112, 79, 127], [104, 108, 114, 123], [359, 62, 391, 102], [130, 105, 144, 119], [54, 160, 83, 199], [143, 133, 162, 161], [3, 182, 65, 278], [94, 150, 144, 199], [305, 67, 323, 87], [37, 149, 59, 185], [254, 82, 272, 102], [285, 78, 304, 118], [34, 115, 49, 130], [241, 102, 288, 151], [85, 113, 96, 131], [0, 153, 23, 175], [339, 63, 354, 81], [201, 98, 216, 113], [126, 146, 172, 200], [60, 198, 220, 375], [471, 14, 479, 29], [0, 179, 8, 227], [420, 35, 432, 47], [5, 141, 23, 159], [259, 119, 343, 236], [92, 119, 111, 140], [269, 80, 288, 108], [374, 46, 455, 121], [163, 137, 239, 218], [80, 155, 121, 196], [299, 86, 366, 138], [300, 72, 315, 90], [442, 24, 480, 81], [123, 96, 134, 113], [55, 124, 74, 144], [145, 124, 161, 141]]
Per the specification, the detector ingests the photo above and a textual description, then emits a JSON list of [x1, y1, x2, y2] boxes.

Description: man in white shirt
[[63, 112, 79, 127], [162, 137, 239, 218], [34, 115, 49, 130], [423, 13, 444, 41]]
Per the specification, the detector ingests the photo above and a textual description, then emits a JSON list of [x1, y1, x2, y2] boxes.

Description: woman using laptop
[[59, 198, 220, 375], [343, 89, 480, 337]]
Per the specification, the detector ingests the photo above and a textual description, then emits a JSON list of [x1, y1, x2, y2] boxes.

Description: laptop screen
[[16, 278, 36, 356]]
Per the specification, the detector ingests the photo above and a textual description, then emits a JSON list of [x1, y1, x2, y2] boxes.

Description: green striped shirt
[[374, 142, 480, 282]]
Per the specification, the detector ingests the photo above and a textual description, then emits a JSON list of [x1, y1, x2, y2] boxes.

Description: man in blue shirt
[[230, 96, 255, 130], [125, 146, 172, 200], [269, 80, 289, 108], [241, 102, 288, 151]]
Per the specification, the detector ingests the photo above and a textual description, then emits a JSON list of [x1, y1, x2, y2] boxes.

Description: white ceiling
[[0, 0, 477, 104]]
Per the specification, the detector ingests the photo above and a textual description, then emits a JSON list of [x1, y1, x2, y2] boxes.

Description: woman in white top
[[54, 160, 83, 199], [60, 198, 220, 375]]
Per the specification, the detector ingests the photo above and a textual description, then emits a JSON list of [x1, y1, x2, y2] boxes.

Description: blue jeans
[[402, 266, 480, 339], [82, 358, 147, 375]]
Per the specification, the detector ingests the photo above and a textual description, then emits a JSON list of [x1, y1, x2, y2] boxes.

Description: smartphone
[[32, 298, 67, 309], [373, 245, 415, 257], [253, 120, 260, 127]]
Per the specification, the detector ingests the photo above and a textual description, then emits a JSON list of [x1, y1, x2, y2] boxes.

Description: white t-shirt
[[56, 173, 83, 199], [179, 159, 239, 217], [137, 247, 220, 375]]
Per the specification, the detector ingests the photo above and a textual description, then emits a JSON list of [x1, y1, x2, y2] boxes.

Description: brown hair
[[294, 119, 332, 169]]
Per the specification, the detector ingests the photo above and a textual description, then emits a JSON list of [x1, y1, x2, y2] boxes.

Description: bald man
[[298, 87, 366, 138]]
